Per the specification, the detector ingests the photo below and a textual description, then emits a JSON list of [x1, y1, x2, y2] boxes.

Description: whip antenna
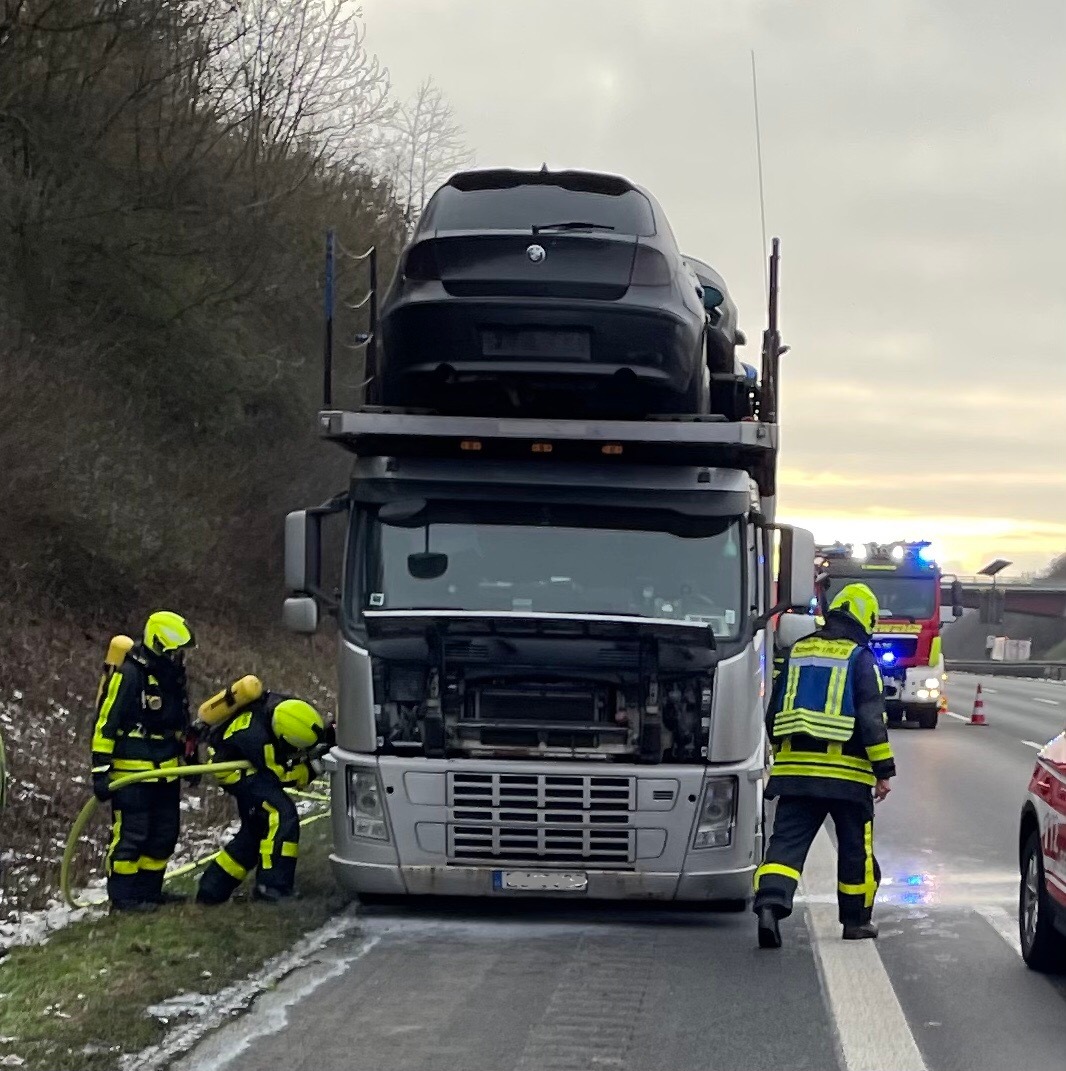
[[751, 50, 769, 298]]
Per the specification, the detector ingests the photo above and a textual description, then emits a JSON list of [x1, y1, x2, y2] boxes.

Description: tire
[[914, 705, 939, 730], [1019, 831, 1066, 973], [885, 703, 905, 727]]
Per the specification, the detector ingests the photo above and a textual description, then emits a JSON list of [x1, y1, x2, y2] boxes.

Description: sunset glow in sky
[[364, 0, 1066, 577]]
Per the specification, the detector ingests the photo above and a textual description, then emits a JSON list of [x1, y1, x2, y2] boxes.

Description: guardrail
[[946, 661, 1066, 681]]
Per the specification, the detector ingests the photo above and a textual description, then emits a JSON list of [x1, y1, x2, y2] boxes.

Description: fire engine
[[814, 541, 963, 730]]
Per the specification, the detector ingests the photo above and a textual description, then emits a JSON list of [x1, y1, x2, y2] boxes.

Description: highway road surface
[[176, 674, 1066, 1071]]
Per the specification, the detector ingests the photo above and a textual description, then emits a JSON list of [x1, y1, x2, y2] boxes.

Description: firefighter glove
[[92, 771, 112, 803]]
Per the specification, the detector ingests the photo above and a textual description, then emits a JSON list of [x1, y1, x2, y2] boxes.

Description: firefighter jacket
[[766, 612, 896, 804], [91, 645, 190, 777], [209, 693, 314, 790]]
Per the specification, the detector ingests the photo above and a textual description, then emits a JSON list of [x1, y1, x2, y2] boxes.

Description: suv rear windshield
[[423, 183, 656, 236]]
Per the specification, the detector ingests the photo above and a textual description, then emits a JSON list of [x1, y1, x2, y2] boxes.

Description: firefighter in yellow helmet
[[196, 693, 332, 904], [90, 611, 195, 912], [754, 583, 896, 947]]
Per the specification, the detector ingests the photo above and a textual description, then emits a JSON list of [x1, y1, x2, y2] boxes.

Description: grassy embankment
[[0, 821, 349, 1071]]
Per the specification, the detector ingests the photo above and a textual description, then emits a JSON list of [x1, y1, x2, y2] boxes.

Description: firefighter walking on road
[[197, 691, 330, 905], [754, 583, 896, 948], [91, 611, 195, 913]]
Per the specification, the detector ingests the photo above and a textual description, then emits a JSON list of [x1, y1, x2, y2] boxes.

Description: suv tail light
[[630, 244, 671, 287], [403, 241, 440, 281]]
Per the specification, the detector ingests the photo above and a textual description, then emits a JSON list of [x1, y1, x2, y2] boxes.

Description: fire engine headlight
[[348, 769, 389, 841], [924, 677, 940, 690], [917, 688, 930, 700], [693, 777, 737, 849]]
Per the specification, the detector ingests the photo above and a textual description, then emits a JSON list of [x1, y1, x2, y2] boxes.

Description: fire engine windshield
[[356, 504, 746, 638], [824, 575, 937, 620]]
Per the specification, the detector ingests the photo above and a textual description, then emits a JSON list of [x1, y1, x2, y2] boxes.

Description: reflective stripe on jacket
[[773, 636, 860, 743], [766, 612, 897, 804]]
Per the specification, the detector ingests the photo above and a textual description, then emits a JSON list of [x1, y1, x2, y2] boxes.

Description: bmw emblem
[[526, 244, 547, 263]]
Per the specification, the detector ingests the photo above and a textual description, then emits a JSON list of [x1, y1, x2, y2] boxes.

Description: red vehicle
[[814, 541, 962, 730], [1018, 731, 1066, 970]]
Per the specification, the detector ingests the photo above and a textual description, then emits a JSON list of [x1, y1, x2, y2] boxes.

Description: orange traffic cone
[[969, 683, 987, 725]]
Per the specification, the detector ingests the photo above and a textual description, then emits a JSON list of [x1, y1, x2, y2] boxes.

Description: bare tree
[[221, 0, 392, 182], [376, 76, 473, 226]]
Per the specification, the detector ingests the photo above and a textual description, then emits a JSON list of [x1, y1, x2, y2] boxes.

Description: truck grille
[[447, 771, 635, 867]]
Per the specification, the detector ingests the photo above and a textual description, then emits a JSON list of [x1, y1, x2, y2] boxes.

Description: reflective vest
[[774, 636, 861, 743]]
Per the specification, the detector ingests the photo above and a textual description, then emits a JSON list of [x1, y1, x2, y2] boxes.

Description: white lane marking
[[973, 904, 1021, 957], [944, 711, 970, 722], [982, 688, 997, 694], [1021, 740, 1045, 750], [802, 828, 927, 1071], [1034, 698, 1059, 706]]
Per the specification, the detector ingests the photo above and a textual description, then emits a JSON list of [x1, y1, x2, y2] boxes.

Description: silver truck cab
[[284, 411, 814, 902]]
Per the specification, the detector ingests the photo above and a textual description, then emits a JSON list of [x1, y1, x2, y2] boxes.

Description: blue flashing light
[[917, 544, 936, 565], [881, 651, 896, 665]]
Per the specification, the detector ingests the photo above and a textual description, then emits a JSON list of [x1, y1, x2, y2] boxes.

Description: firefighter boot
[[757, 906, 783, 949], [842, 922, 879, 940], [111, 900, 159, 915]]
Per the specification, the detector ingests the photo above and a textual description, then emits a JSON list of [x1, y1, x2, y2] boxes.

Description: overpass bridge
[[940, 575, 1066, 619]]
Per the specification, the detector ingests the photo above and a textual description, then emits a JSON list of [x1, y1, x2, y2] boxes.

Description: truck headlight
[[924, 677, 940, 690], [917, 688, 930, 699], [693, 776, 737, 849], [348, 769, 389, 841]]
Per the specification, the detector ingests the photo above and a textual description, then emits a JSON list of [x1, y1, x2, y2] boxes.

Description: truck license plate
[[492, 870, 588, 892]]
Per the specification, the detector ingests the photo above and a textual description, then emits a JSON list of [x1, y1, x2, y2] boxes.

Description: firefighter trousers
[[106, 779, 181, 905], [753, 795, 881, 925], [197, 773, 300, 903]]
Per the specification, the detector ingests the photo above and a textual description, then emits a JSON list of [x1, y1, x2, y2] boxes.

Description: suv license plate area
[[492, 870, 588, 893]]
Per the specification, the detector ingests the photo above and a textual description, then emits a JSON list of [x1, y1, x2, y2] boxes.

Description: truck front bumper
[[330, 855, 759, 902]]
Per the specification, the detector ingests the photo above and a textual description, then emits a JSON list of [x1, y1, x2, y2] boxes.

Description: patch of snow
[[146, 993, 213, 1023], [0, 891, 107, 951], [123, 910, 365, 1071]]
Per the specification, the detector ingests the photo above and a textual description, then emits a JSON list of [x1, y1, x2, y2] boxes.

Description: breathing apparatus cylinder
[[94, 634, 135, 707], [196, 675, 264, 730]]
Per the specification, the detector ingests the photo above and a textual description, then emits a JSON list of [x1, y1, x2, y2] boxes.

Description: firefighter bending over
[[754, 583, 897, 948], [91, 611, 195, 913], [197, 692, 331, 904]]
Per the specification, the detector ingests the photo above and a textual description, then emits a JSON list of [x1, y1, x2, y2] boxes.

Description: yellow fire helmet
[[828, 583, 880, 636], [271, 699, 325, 750], [143, 610, 195, 656]]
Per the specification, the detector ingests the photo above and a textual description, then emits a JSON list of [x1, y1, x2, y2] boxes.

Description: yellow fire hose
[[60, 762, 331, 909]]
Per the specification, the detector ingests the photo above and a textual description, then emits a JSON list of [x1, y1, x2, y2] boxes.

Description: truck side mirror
[[757, 523, 815, 626], [285, 509, 319, 594], [776, 612, 817, 648], [282, 596, 319, 635], [782, 525, 816, 610], [284, 494, 349, 619]]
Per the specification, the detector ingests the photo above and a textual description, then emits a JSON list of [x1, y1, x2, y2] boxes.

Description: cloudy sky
[[362, 0, 1066, 575]]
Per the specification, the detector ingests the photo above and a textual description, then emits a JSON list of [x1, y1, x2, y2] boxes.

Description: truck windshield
[[357, 507, 745, 638], [824, 576, 937, 620]]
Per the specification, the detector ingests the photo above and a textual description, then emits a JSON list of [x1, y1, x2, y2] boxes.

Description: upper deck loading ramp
[[317, 237, 787, 498], [319, 409, 780, 496]]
